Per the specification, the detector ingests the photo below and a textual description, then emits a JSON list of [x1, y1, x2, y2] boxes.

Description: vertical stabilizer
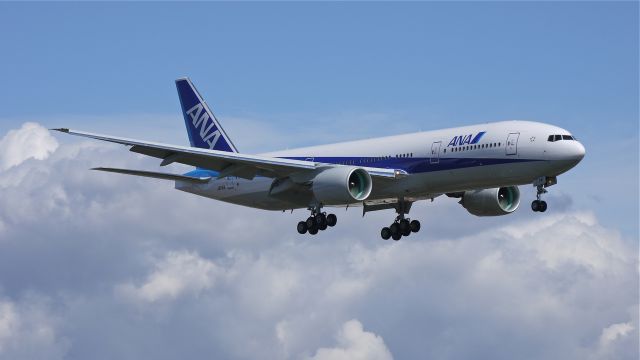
[[175, 78, 238, 152]]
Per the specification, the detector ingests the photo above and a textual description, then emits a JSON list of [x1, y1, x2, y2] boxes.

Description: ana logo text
[[187, 103, 221, 149], [447, 131, 486, 147]]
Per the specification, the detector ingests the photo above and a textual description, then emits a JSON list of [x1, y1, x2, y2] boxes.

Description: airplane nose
[[570, 141, 586, 162]]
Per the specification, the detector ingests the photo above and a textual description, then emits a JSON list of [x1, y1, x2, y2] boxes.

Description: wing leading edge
[[52, 128, 405, 180]]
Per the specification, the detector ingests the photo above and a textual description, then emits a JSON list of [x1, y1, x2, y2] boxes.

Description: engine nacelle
[[312, 167, 372, 205], [461, 186, 520, 216]]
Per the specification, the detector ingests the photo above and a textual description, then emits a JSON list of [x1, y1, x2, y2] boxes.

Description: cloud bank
[[0, 122, 58, 171], [0, 123, 636, 360]]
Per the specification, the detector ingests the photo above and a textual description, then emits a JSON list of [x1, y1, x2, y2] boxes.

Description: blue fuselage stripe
[[185, 156, 542, 178], [283, 156, 541, 174]]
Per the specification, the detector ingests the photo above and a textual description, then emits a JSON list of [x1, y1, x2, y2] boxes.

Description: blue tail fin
[[175, 78, 238, 152]]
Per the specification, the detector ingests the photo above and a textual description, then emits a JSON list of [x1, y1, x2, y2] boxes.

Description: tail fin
[[175, 78, 238, 152]]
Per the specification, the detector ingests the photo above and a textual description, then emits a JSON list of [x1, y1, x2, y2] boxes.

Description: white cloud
[[599, 322, 634, 348], [0, 122, 636, 360], [117, 250, 221, 303], [0, 122, 58, 171], [0, 297, 68, 360], [307, 320, 393, 360]]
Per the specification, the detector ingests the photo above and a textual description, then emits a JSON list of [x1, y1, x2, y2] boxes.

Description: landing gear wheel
[[531, 200, 540, 212], [326, 214, 337, 227], [381, 227, 391, 240], [297, 221, 308, 234], [539, 200, 547, 212], [410, 220, 421, 233], [316, 213, 327, 227], [389, 223, 400, 237], [402, 226, 411, 237], [306, 216, 316, 229], [391, 232, 401, 241], [300, 205, 334, 235], [532, 177, 554, 213], [399, 219, 410, 233]]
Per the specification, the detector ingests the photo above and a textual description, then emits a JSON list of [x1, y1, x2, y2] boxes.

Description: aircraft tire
[[389, 223, 400, 236], [326, 214, 337, 227], [381, 227, 391, 240], [316, 213, 327, 228], [308, 226, 319, 235], [399, 219, 410, 233], [410, 220, 421, 233], [531, 200, 540, 212], [297, 221, 308, 234], [539, 201, 547, 212], [392, 232, 401, 241], [306, 216, 316, 229]]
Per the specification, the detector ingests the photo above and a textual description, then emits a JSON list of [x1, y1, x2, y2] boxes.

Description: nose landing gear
[[297, 206, 337, 235], [531, 199, 547, 212], [531, 176, 556, 212]]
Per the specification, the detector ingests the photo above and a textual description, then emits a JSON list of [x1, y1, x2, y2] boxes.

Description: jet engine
[[460, 186, 520, 216], [312, 167, 372, 205]]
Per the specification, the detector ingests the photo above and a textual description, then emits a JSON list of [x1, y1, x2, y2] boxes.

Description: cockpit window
[[548, 134, 577, 142]]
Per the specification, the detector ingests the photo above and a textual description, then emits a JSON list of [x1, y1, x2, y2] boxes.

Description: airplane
[[53, 78, 586, 240]]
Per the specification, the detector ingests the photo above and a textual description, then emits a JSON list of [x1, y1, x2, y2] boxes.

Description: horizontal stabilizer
[[92, 167, 211, 183]]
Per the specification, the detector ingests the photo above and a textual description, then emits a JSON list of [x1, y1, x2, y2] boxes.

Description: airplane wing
[[53, 129, 407, 180]]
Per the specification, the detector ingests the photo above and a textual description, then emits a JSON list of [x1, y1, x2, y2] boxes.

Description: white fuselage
[[176, 120, 585, 210]]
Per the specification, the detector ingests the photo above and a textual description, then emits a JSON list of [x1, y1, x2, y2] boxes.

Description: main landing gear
[[379, 200, 420, 241], [531, 176, 556, 212], [297, 206, 337, 235], [380, 217, 421, 241]]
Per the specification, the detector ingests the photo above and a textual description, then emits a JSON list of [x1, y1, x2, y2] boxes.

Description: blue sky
[[0, 3, 637, 360], [1, 1, 636, 235], [0, 2, 636, 129]]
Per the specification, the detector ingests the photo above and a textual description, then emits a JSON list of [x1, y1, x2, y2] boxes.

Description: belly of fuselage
[[174, 160, 557, 211]]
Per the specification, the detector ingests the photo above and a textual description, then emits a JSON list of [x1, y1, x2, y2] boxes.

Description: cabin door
[[430, 141, 441, 164], [506, 133, 519, 155]]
